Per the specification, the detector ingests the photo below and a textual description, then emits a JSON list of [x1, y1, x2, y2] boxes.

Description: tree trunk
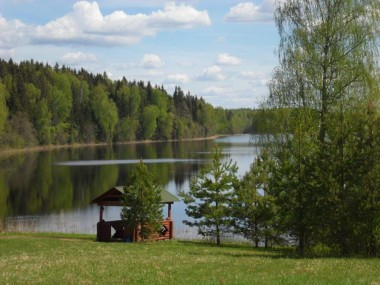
[[216, 224, 221, 246]]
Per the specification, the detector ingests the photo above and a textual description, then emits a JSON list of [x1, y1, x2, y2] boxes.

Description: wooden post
[[167, 203, 172, 219], [99, 206, 104, 222], [169, 220, 173, 239], [167, 203, 173, 239]]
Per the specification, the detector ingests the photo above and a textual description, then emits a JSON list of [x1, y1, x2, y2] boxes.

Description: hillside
[[0, 59, 255, 148]]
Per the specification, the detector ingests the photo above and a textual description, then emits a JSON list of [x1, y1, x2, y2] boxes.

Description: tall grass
[[1, 233, 380, 284]]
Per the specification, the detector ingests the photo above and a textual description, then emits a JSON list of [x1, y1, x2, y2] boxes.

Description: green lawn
[[0, 233, 380, 285]]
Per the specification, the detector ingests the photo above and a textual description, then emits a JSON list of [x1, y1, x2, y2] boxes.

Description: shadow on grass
[[177, 240, 375, 260], [178, 240, 297, 259]]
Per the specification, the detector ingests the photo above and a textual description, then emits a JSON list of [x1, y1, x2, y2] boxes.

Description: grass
[[1, 233, 380, 285]]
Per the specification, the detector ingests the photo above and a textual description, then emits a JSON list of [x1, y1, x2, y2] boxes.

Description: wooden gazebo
[[91, 186, 179, 242]]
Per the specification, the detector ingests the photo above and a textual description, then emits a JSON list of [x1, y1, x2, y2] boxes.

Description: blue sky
[[0, 0, 279, 109]]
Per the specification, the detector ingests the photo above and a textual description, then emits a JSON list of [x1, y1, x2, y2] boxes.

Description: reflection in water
[[55, 158, 208, 166], [1, 135, 258, 238]]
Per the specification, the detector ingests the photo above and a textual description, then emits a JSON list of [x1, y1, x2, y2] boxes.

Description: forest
[[0, 58, 256, 149]]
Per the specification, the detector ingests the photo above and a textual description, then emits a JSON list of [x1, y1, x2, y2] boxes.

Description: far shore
[[0, 135, 226, 159]]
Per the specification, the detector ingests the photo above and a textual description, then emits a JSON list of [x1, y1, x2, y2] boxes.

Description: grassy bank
[[1, 233, 380, 284]]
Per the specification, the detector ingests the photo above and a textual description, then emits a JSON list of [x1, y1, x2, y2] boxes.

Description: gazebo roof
[[91, 186, 180, 206]]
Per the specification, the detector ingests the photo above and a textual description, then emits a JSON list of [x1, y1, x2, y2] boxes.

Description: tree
[[157, 110, 174, 140], [0, 59, 256, 148], [117, 117, 139, 141], [181, 145, 239, 245], [266, 0, 380, 255], [120, 161, 163, 241], [141, 105, 159, 140], [232, 150, 275, 248], [90, 84, 119, 142], [0, 81, 9, 135]]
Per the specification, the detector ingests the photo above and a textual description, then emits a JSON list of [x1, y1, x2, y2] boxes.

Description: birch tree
[[267, 0, 380, 255]]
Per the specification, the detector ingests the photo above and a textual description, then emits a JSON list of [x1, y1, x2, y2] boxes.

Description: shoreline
[[0, 135, 224, 159]]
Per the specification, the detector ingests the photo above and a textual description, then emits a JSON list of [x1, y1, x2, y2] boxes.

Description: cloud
[[150, 2, 211, 29], [167, 73, 190, 84], [0, 48, 15, 58], [199, 65, 225, 81], [202, 85, 260, 108], [141, 54, 164, 69], [147, 70, 165, 77], [0, 16, 30, 48], [225, 1, 274, 22], [205, 86, 231, 95], [240, 70, 266, 79], [241, 70, 270, 86], [0, 1, 211, 48], [32, 1, 211, 46], [216, 53, 241, 65], [202, 85, 265, 108], [62, 52, 97, 64]]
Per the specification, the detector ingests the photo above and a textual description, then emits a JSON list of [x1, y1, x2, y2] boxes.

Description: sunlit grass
[[1, 233, 380, 284]]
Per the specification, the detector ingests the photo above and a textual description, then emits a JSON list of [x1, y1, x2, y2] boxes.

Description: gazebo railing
[[96, 219, 173, 242]]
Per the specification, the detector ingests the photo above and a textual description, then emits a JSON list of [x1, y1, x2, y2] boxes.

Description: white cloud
[[205, 86, 231, 95], [0, 16, 30, 48], [141, 54, 164, 69], [0, 48, 15, 58], [0, 1, 211, 48], [241, 70, 270, 87], [216, 53, 241, 65], [31, 1, 211, 46], [202, 85, 265, 108], [240, 70, 266, 79], [225, 1, 274, 22], [62, 51, 97, 64], [150, 2, 211, 29], [199, 65, 225, 81], [147, 70, 165, 77], [167, 73, 190, 83]]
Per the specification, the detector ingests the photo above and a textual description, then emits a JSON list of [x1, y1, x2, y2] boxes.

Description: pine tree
[[232, 150, 275, 247], [181, 145, 238, 245], [120, 161, 163, 241]]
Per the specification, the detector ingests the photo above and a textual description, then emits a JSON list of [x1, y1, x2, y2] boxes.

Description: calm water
[[0, 134, 258, 239]]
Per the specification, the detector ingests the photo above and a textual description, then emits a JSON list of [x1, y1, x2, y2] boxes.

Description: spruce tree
[[120, 161, 163, 241], [232, 150, 275, 247], [181, 145, 238, 245]]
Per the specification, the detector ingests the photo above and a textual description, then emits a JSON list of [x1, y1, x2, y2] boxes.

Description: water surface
[[1, 134, 258, 239]]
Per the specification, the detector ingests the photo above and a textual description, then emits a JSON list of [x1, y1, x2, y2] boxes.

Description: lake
[[0, 134, 258, 239]]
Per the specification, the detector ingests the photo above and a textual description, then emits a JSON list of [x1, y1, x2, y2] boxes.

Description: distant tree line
[[0, 59, 256, 148]]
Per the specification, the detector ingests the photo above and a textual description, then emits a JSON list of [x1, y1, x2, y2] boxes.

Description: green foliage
[[34, 98, 52, 144], [264, 0, 380, 256], [117, 117, 139, 141], [6, 111, 37, 147], [157, 110, 174, 140], [90, 85, 118, 142], [142, 105, 159, 140], [120, 161, 163, 240], [233, 150, 275, 247], [0, 81, 8, 135], [0, 59, 256, 148], [181, 145, 239, 245]]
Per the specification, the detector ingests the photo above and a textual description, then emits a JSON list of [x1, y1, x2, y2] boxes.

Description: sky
[[0, 0, 279, 109]]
